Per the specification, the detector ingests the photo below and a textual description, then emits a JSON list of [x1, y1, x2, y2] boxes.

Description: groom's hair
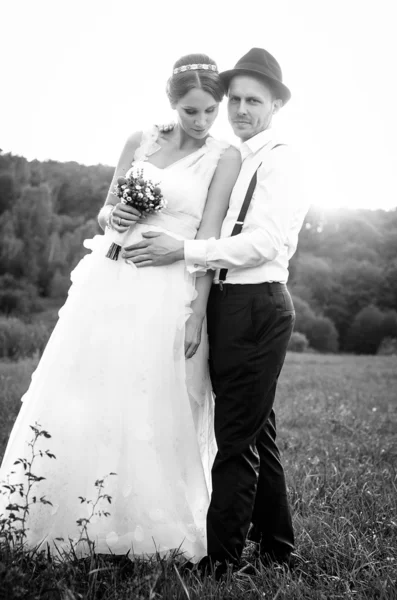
[[166, 54, 225, 105]]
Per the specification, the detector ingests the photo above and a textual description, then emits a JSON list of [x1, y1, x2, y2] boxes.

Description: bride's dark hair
[[166, 53, 224, 104]]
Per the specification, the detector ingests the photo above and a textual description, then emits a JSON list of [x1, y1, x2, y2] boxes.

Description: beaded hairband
[[173, 63, 218, 75]]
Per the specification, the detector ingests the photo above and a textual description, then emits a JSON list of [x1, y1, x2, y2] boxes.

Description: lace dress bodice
[[127, 126, 230, 239]]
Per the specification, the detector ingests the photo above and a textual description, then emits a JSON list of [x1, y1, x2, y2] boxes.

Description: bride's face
[[173, 88, 219, 140]]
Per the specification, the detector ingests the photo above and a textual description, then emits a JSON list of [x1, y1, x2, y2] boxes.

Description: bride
[[0, 53, 241, 562]]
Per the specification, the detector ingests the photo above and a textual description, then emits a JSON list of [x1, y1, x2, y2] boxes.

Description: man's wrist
[[167, 240, 184, 263], [173, 242, 184, 262]]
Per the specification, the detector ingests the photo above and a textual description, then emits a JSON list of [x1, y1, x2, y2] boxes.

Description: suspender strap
[[229, 164, 261, 237], [218, 143, 286, 289], [218, 164, 261, 288]]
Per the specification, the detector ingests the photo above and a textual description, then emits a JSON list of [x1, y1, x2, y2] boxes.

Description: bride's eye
[[184, 109, 197, 115]]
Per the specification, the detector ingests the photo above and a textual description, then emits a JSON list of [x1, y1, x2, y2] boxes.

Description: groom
[[124, 48, 308, 572]]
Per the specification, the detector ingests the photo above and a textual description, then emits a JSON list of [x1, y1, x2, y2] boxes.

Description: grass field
[[0, 353, 396, 599]]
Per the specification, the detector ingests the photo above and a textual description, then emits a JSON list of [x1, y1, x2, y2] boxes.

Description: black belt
[[213, 282, 287, 295]]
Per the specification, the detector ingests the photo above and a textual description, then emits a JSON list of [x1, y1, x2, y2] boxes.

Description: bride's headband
[[173, 63, 218, 75]]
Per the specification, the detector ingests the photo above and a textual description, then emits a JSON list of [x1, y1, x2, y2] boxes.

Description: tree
[[0, 173, 16, 214], [0, 212, 24, 277], [292, 296, 339, 352], [48, 231, 65, 267], [0, 274, 41, 316], [382, 310, 397, 339], [381, 230, 397, 261], [288, 331, 309, 353], [378, 259, 397, 310], [324, 301, 351, 350], [346, 305, 385, 354], [292, 296, 316, 336], [335, 260, 383, 318], [48, 269, 71, 300], [308, 316, 339, 352], [312, 210, 383, 262], [13, 183, 53, 289], [290, 253, 335, 309]]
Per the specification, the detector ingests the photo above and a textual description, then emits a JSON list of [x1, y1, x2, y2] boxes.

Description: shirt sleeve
[[184, 147, 303, 273], [184, 239, 208, 274]]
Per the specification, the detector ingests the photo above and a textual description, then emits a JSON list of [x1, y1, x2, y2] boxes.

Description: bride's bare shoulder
[[125, 131, 144, 149]]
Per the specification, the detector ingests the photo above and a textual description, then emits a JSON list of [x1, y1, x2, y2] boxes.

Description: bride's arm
[[98, 131, 143, 232], [185, 146, 241, 358]]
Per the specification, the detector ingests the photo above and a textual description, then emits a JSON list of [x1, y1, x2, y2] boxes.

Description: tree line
[[0, 150, 396, 356]]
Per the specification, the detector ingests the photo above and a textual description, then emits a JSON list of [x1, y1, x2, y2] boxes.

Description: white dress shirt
[[184, 128, 309, 284]]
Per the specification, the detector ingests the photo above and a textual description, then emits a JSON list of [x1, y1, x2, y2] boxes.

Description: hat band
[[173, 64, 218, 75], [233, 61, 282, 81]]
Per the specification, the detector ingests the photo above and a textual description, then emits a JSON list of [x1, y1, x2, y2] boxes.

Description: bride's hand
[[184, 313, 204, 359], [111, 203, 142, 232], [157, 122, 176, 134]]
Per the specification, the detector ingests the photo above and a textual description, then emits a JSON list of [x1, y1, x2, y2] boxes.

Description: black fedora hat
[[220, 47, 291, 104]]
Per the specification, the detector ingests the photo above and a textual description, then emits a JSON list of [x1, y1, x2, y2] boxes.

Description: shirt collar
[[240, 127, 277, 160]]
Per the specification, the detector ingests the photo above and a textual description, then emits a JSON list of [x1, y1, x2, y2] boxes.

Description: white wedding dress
[[0, 127, 229, 562]]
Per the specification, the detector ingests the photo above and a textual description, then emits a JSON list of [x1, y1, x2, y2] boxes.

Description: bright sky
[[1, 0, 396, 210]]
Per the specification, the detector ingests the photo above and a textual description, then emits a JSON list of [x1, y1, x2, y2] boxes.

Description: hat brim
[[220, 68, 291, 104]]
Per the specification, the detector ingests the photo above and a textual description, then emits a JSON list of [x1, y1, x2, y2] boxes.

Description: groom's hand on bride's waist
[[122, 232, 184, 267]]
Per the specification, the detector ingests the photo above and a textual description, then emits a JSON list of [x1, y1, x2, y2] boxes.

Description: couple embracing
[[0, 47, 308, 576]]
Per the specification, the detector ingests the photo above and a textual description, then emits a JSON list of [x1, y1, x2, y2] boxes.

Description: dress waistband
[[137, 211, 198, 240]]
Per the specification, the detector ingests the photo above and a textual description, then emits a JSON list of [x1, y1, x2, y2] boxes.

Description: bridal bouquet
[[106, 168, 166, 260]]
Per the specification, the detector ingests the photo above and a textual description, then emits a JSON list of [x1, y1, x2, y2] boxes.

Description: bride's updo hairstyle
[[166, 53, 224, 105]]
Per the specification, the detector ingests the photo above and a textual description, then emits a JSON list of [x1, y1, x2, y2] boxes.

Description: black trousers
[[206, 282, 295, 565]]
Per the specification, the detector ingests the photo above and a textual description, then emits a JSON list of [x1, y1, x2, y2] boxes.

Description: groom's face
[[227, 75, 282, 141]]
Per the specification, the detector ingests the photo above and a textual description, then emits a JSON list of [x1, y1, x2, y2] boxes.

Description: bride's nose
[[194, 115, 207, 127]]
